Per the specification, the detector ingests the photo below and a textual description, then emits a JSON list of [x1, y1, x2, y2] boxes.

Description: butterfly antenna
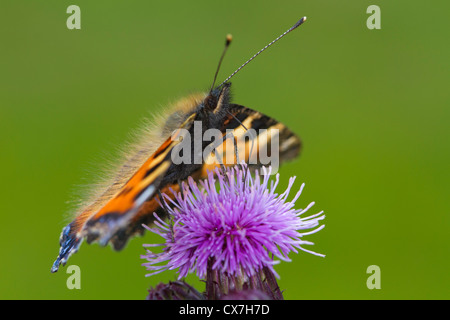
[[210, 34, 233, 93], [218, 16, 307, 88]]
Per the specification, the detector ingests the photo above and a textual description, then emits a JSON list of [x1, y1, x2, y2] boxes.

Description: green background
[[0, 1, 448, 300]]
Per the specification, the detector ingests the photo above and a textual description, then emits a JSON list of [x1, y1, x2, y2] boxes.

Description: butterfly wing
[[51, 102, 300, 273], [112, 104, 302, 252], [51, 115, 195, 273], [200, 103, 301, 173]]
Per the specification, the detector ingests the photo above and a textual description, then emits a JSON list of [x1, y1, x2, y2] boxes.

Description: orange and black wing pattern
[[200, 103, 301, 174], [51, 117, 194, 273], [51, 103, 300, 273]]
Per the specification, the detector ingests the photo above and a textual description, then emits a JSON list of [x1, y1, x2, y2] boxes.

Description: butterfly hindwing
[[228, 103, 301, 163], [200, 103, 301, 172]]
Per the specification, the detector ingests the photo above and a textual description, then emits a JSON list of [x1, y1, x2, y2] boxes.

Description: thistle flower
[[142, 165, 324, 281], [146, 281, 204, 300]]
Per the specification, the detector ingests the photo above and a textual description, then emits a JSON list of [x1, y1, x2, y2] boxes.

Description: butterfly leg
[[228, 131, 245, 170], [214, 147, 227, 172], [214, 130, 243, 174], [232, 133, 249, 186]]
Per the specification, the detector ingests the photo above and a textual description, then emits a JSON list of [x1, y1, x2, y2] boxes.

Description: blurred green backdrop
[[0, 0, 448, 300]]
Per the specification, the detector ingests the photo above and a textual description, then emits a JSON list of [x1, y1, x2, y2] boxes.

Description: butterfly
[[51, 17, 307, 273]]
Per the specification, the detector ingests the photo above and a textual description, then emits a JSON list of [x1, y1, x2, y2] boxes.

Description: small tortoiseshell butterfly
[[51, 17, 307, 273]]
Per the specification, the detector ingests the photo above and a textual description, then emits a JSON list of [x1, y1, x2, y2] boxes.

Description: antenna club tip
[[226, 34, 233, 45], [292, 16, 308, 29]]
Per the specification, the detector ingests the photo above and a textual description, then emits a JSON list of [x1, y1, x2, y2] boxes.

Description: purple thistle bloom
[[141, 165, 325, 281], [147, 281, 204, 300]]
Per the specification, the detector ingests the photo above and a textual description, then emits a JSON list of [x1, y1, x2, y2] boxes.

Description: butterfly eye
[[204, 95, 218, 111]]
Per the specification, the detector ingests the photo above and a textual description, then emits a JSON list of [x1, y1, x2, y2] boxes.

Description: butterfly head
[[203, 82, 231, 113]]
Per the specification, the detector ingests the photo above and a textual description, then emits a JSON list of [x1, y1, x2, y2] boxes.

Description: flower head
[[146, 281, 204, 300], [141, 165, 325, 280]]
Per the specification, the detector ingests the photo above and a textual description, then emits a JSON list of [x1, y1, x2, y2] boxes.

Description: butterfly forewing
[[51, 116, 195, 272]]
